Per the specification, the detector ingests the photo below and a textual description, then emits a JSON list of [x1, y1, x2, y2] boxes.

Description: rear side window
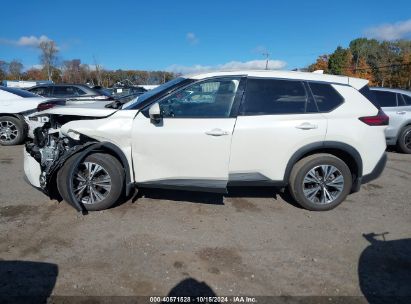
[[359, 86, 380, 108], [241, 79, 314, 115], [401, 94, 411, 106], [74, 87, 87, 95], [309, 82, 344, 112], [372, 91, 397, 107], [30, 86, 51, 97], [53, 86, 76, 97]]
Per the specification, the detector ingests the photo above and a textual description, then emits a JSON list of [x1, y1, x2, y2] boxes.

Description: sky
[[1, 0, 411, 73]]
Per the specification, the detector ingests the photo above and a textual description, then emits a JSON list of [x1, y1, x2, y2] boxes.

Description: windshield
[[0, 86, 40, 98], [123, 77, 188, 109]]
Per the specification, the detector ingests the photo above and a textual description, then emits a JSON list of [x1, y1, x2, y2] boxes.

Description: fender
[[283, 141, 363, 187], [46, 141, 133, 212]]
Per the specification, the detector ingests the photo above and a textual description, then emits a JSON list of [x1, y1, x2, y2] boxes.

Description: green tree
[[328, 47, 352, 75]]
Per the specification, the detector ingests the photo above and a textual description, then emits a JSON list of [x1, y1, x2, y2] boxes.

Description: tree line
[[307, 38, 411, 89], [0, 40, 175, 87], [2, 38, 410, 89]]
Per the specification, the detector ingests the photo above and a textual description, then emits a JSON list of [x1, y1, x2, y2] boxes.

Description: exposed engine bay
[[25, 115, 97, 195]]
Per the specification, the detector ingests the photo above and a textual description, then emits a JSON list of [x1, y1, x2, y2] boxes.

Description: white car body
[[0, 87, 50, 142], [24, 70, 388, 211]]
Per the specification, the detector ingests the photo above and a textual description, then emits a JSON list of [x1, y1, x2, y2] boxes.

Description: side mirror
[[149, 103, 162, 124]]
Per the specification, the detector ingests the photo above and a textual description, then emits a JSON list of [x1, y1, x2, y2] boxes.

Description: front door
[[131, 77, 244, 191]]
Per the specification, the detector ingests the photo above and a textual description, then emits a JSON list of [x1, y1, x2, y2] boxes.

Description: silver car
[[370, 87, 411, 154]]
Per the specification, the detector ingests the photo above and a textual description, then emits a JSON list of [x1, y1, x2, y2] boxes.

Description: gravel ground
[[0, 145, 410, 301]]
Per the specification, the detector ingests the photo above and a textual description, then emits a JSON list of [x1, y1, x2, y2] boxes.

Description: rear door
[[373, 90, 401, 140], [229, 78, 327, 183]]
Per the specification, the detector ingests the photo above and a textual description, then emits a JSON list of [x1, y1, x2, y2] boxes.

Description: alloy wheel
[[0, 121, 19, 143], [302, 165, 345, 205], [72, 161, 112, 205], [404, 130, 411, 150]]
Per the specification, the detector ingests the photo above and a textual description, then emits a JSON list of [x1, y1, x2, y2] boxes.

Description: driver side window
[[158, 77, 240, 118]]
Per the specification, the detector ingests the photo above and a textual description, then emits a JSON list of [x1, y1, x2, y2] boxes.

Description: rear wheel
[[288, 154, 352, 211], [397, 125, 411, 154], [57, 153, 125, 211], [0, 116, 26, 146]]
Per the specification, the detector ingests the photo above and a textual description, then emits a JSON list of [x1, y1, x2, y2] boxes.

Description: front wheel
[[288, 153, 352, 211], [397, 125, 411, 154], [57, 153, 125, 211]]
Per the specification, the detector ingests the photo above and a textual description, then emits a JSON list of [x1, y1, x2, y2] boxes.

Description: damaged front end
[[25, 115, 95, 198]]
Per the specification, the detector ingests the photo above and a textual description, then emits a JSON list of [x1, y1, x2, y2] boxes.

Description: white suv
[[24, 70, 388, 212]]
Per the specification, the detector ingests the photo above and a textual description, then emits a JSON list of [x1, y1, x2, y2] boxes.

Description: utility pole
[[262, 51, 270, 70]]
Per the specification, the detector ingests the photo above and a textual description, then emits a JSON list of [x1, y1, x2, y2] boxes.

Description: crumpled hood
[[33, 103, 118, 118]]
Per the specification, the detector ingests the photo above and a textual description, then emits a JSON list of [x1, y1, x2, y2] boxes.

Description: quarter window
[[74, 87, 87, 95], [372, 91, 397, 107], [241, 79, 313, 115], [30, 87, 51, 97], [401, 94, 411, 106], [309, 82, 344, 112], [158, 78, 240, 118]]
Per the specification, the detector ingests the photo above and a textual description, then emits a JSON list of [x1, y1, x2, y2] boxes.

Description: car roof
[[30, 84, 90, 88], [185, 70, 368, 90], [0, 86, 40, 98], [370, 87, 411, 96]]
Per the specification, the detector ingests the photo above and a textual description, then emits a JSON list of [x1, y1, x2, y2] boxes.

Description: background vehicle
[[370, 87, 411, 153], [0, 86, 64, 146], [27, 84, 113, 101], [24, 71, 388, 212]]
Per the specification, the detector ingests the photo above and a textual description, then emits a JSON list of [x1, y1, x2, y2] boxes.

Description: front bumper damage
[[25, 139, 95, 212]]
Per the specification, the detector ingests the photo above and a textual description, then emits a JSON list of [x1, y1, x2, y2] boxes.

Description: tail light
[[359, 109, 389, 126], [37, 99, 66, 112]]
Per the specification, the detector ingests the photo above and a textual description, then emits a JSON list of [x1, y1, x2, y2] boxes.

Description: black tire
[[288, 153, 352, 211], [0, 116, 27, 146], [397, 125, 411, 154], [57, 153, 125, 211]]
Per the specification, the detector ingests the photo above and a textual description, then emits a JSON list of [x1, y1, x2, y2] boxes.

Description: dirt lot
[[0, 145, 410, 301]]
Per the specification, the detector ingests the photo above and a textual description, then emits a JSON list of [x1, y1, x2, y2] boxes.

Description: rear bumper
[[361, 152, 387, 184], [385, 137, 397, 146], [351, 152, 387, 192]]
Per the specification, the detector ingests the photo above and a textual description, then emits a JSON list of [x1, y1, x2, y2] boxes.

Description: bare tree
[[93, 55, 103, 86], [39, 40, 58, 81], [9, 60, 23, 80]]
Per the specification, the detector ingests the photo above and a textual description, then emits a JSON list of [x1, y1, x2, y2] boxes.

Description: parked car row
[[0, 84, 144, 145], [27, 84, 113, 101]]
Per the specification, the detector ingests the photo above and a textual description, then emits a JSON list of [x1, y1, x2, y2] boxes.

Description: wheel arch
[[396, 122, 411, 141], [283, 141, 363, 189], [0, 113, 26, 122], [47, 141, 133, 212]]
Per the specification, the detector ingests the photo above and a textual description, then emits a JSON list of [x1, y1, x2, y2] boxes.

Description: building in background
[[1, 80, 53, 88]]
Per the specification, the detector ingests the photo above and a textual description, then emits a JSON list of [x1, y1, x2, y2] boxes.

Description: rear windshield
[[0, 86, 39, 98], [359, 86, 380, 108]]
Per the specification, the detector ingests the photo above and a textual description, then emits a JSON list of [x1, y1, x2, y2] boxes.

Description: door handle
[[397, 111, 406, 115], [205, 128, 230, 136], [295, 122, 318, 130]]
